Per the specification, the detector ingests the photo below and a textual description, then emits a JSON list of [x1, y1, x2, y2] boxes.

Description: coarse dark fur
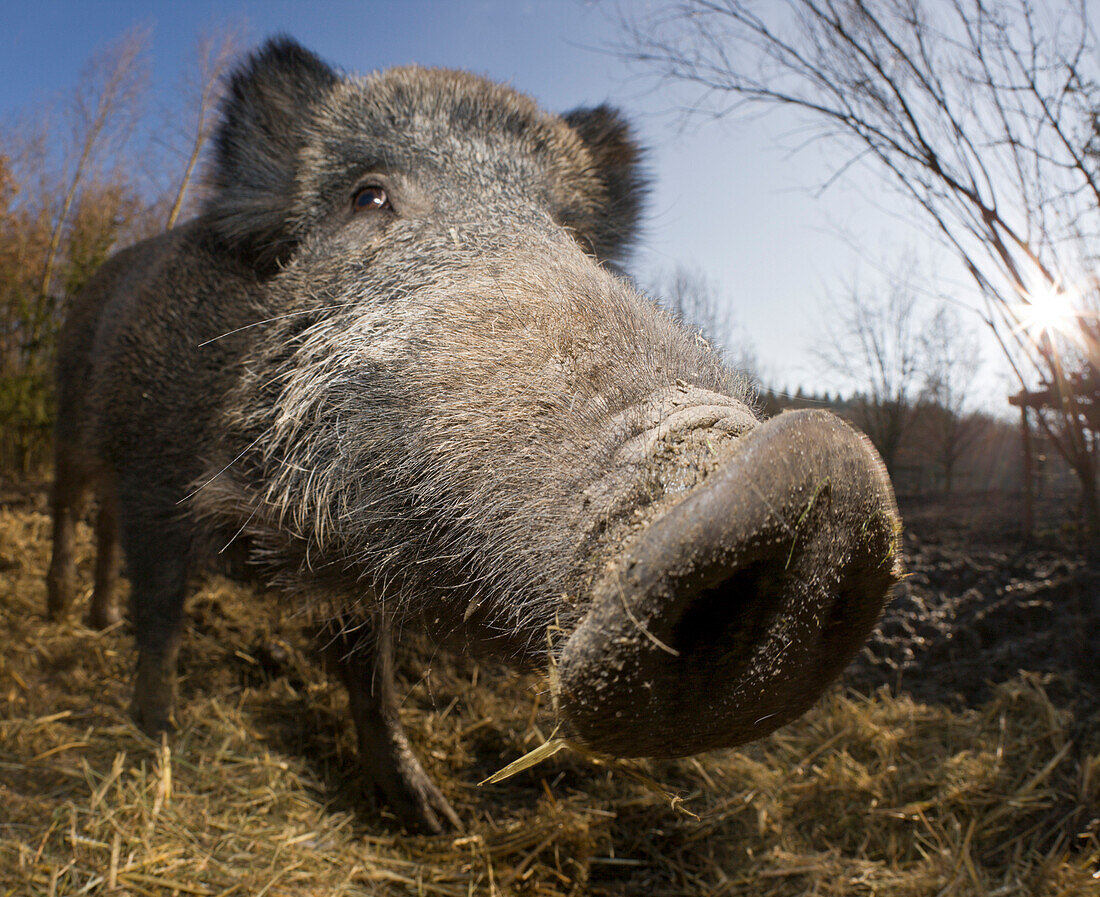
[[47, 38, 898, 833]]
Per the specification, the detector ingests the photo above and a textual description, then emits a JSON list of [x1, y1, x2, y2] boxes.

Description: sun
[[1013, 275, 1081, 341]]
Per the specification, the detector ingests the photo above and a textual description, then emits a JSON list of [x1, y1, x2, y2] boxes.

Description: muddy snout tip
[[556, 409, 901, 759]]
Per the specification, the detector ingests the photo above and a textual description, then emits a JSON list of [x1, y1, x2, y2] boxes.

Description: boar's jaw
[[556, 409, 901, 759]]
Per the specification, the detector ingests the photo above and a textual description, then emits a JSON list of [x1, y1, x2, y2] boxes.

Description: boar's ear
[[563, 105, 649, 264], [204, 36, 339, 273]]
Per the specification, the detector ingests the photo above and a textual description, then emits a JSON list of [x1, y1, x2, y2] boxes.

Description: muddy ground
[[847, 493, 1100, 726]]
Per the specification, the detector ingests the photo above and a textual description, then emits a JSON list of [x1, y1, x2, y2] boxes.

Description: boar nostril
[[670, 562, 786, 662]]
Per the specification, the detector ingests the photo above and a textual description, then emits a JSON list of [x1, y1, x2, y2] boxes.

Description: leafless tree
[[37, 26, 150, 315], [920, 304, 983, 493], [619, 0, 1100, 530], [165, 28, 245, 229], [650, 263, 758, 375], [814, 265, 923, 475]]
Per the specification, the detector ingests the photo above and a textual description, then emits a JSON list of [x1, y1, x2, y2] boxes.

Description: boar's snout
[[557, 409, 901, 758]]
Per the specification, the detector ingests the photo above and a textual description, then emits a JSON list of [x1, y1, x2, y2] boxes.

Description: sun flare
[[1013, 275, 1081, 341]]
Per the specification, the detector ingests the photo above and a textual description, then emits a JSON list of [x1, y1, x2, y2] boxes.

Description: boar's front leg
[[322, 618, 460, 834]]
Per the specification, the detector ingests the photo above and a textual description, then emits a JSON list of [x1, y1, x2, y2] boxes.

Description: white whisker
[[179, 433, 263, 503], [219, 504, 260, 554], [197, 303, 359, 347]]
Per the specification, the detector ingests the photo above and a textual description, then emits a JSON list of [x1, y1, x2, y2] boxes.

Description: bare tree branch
[[165, 27, 244, 229], [618, 0, 1100, 528], [812, 259, 924, 474], [37, 27, 150, 315], [649, 263, 758, 375]]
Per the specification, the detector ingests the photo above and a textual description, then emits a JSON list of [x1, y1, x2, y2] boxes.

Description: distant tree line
[[650, 257, 1038, 501], [757, 386, 1076, 501]]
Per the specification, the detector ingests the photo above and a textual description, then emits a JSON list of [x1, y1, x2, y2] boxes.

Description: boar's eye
[[352, 184, 390, 212]]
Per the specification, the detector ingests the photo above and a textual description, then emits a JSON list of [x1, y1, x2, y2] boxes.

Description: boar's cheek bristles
[[189, 225, 750, 661]]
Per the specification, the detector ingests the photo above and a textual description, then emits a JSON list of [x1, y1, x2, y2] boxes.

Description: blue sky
[[1, 0, 989, 399]]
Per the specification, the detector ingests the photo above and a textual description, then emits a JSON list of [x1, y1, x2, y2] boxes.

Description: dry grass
[[1, 500, 1098, 896]]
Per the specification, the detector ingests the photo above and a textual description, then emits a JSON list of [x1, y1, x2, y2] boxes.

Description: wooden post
[[1020, 404, 1034, 541]]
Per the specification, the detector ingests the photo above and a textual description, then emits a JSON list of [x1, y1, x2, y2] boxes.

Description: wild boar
[[47, 37, 900, 832]]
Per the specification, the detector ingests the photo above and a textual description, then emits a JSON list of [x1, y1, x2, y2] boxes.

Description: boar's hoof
[[45, 569, 77, 622], [130, 648, 180, 736], [129, 698, 175, 738], [86, 601, 123, 631], [558, 409, 901, 758], [364, 740, 461, 835]]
